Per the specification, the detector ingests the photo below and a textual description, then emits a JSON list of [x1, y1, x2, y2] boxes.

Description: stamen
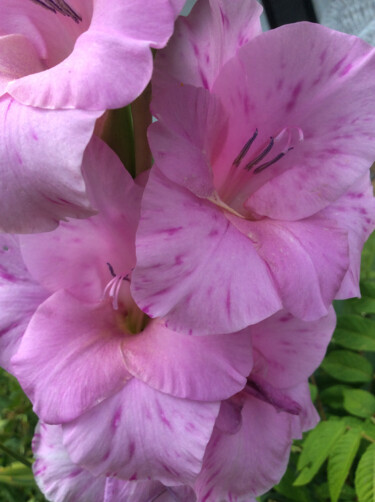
[[244, 137, 274, 171], [103, 263, 130, 310], [232, 129, 258, 167], [254, 147, 294, 174], [29, 0, 82, 23], [106, 262, 116, 278]]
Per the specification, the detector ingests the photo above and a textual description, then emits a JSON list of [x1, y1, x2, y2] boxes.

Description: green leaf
[[294, 420, 346, 486], [343, 389, 375, 418], [321, 350, 373, 383], [355, 443, 375, 502], [309, 383, 317, 402], [334, 315, 375, 351], [351, 297, 375, 316], [274, 466, 312, 502], [328, 429, 362, 502], [0, 463, 35, 487], [361, 232, 375, 280], [360, 280, 375, 298], [362, 422, 375, 441], [320, 385, 350, 410]]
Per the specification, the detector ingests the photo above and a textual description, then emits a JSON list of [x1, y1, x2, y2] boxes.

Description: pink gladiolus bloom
[[0, 0, 184, 233], [9, 139, 253, 486], [28, 306, 335, 502], [132, 0, 375, 335]]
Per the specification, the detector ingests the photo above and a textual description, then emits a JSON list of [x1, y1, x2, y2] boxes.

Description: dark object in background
[[262, 0, 317, 28]]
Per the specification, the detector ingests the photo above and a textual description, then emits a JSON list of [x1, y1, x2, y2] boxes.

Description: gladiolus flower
[[132, 0, 375, 335]]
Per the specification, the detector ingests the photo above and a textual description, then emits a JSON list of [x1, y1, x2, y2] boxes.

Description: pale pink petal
[[0, 34, 44, 96], [211, 23, 375, 219], [195, 383, 316, 501], [321, 174, 375, 298], [227, 213, 349, 320], [0, 97, 101, 233], [132, 168, 282, 335], [20, 138, 140, 301], [0, 235, 47, 372], [155, 0, 262, 90], [12, 291, 131, 423], [8, 0, 185, 110], [251, 308, 336, 389], [122, 320, 253, 400], [63, 379, 219, 484]]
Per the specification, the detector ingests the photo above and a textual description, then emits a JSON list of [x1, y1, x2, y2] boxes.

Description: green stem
[[0, 443, 32, 468], [100, 105, 136, 178]]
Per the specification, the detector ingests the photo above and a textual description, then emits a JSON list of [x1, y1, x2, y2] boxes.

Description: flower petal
[[0, 235, 47, 372], [33, 422, 185, 502], [63, 379, 219, 484], [20, 138, 140, 301], [155, 0, 262, 90], [132, 167, 282, 335], [0, 34, 44, 96], [195, 383, 316, 501], [251, 308, 336, 388], [321, 174, 375, 298], [122, 320, 253, 401], [12, 290, 131, 423], [33, 422, 107, 502], [0, 97, 101, 233], [227, 213, 349, 320], [8, 0, 185, 110]]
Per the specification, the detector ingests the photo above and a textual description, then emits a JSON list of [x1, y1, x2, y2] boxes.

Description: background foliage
[[1, 234, 375, 501]]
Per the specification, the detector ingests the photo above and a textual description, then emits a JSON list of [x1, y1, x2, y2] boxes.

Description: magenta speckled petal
[[195, 384, 314, 502], [33, 423, 107, 502], [155, 0, 262, 90], [33, 422, 191, 502], [251, 308, 336, 389], [122, 320, 252, 400], [227, 214, 349, 320], [132, 167, 282, 335], [12, 291, 132, 423], [62, 379, 219, 484]]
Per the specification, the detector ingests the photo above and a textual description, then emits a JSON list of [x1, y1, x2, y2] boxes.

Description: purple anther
[[29, 0, 82, 22], [106, 262, 116, 278], [254, 147, 294, 174], [232, 129, 258, 167], [244, 136, 274, 171]]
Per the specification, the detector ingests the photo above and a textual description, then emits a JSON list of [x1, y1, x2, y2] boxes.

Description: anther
[[29, 0, 82, 22], [106, 262, 116, 278], [244, 137, 274, 171], [232, 129, 258, 167], [106, 262, 130, 282], [254, 147, 294, 174]]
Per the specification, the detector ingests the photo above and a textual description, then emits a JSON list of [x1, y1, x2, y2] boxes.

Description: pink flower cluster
[[1, 0, 375, 501]]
